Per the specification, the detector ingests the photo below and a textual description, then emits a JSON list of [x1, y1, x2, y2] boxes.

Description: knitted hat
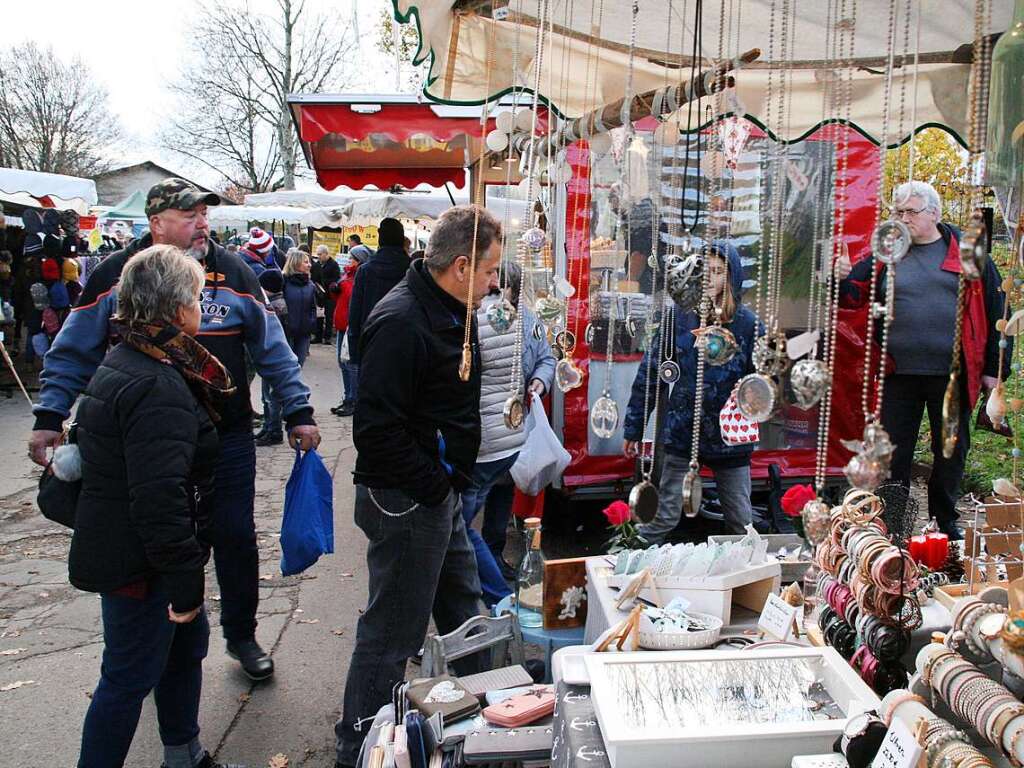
[[258, 268, 284, 294], [62, 258, 80, 282], [40, 258, 60, 281], [378, 217, 405, 247], [247, 227, 274, 256]]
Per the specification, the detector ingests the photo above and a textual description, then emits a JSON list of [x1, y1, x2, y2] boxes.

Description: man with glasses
[[837, 180, 1009, 539]]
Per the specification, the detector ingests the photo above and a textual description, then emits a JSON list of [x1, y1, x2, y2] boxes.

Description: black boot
[[255, 431, 283, 447], [163, 753, 248, 768], [226, 638, 274, 681]]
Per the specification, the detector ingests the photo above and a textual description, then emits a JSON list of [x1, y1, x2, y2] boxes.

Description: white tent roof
[[395, 0, 1013, 144], [300, 192, 531, 229], [0, 167, 98, 215], [208, 205, 309, 228], [243, 189, 385, 208]]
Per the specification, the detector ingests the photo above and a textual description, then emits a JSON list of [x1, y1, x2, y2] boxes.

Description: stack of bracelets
[[815, 490, 921, 695], [919, 644, 1024, 764], [918, 570, 951, 600], [873, 690, 994, 768]]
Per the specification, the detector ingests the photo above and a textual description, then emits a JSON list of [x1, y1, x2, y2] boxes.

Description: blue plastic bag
[[280, 448, 334, 576]]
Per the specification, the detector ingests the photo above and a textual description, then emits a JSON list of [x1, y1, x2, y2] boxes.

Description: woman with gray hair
[[838, 180, 1010, 539], [69, 245, 243, 768]]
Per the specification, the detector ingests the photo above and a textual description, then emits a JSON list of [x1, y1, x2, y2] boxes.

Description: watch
[[841, 712, 883, 756]]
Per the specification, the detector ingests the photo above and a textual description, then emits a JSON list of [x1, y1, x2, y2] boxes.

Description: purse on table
[[481, 685, 555, 728], [463, 725, 555, 764], [405, 675, 480, 725]]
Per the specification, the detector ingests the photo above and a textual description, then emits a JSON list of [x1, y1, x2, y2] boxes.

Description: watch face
[[629, 480, 659, 524], [978, 611, 1006, 640], [843, 712, 874, 738]]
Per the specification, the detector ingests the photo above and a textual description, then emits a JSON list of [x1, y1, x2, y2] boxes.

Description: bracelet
[[883, 692, 925, 726]]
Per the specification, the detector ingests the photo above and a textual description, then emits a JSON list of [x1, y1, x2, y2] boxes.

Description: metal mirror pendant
[[801, 499, 832, 546], [960, 212, 989, 281], [681, 469, 703, 518], [590, 394, 620, 439], [555, 358, 584, 392], [698, 325, 739, 367], [752, 332, 791, 376], [550, 343, 565, 361], [533, 322, 545, 341], [664, 252, 704, 312], [503, 395, 525, 430], [659, 359, 681, 384], [788, 358, 831, 409], [520, 227, 548, 251], [735, 373, 777, 422], [555, 330, 576, 353], [534, 296, 565, 324], [843, 452, 887, 492], [941, 373, 961, 458], [584, 323, 595, 347], [871, 219, 911, 265], [628, 479, 659, 524], [486, 298, 517, 334]]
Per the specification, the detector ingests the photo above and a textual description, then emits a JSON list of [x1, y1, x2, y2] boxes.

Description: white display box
[[585, 646, 880, 768], [604, 559, 782, 625]]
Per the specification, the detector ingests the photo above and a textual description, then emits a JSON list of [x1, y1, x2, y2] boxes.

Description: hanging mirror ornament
[[801, 499, 832, 546], [960, 211, 989, 281], [534, 296, 564, 324], [521, 227, 549, 251], [486, 129, 509, 153], [532, 322, 545, 341], [503, 394, 525, 430], [555, 358, 584, 392], [841, 421, 894, 491], [550, 343, 565, 361], [871, 219, 912, 265], [735, 373, 778, 423], [681, 464, 703, 518], [555, 330, 576, 351], [659, 360, 681, 384], [628, 478, 659, 524], [553, 275, 576, 298], [788, 358, 831, 409], [495, 110, 514, 134], [695, 325, 739, 367], [486, 297, 517, 334], [590, 392, 620, 439], [664, 252, 704, 312], [753, 332, 791, 376], [584, 323, 595, 347], [941, 372, 961, 458]]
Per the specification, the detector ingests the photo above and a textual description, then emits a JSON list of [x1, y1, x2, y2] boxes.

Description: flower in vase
[[602, 500, 646, 554], [781, 483, 816, 541]]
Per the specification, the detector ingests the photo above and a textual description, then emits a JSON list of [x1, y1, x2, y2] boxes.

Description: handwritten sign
[[757, 593, 799, 640], [871, 718, 923, 768]]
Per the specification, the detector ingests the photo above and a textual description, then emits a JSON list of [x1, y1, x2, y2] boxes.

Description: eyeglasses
[[893, 206, 927, 218]]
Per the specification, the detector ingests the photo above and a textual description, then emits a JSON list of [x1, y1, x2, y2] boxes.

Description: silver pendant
[[626, 317, 638, 339], [503, 395, 525, 430], [486, 297, 517, 334], [664, 252, 703, 312], [752, 332, 791, 376], [532, 322, 545, 341], [787, 358, 831, 409], [681, 468, 703, 518], [550, 343, 565, 361], [555, 329, 576, 353], [584, 323, 595, 347], [659, 360, 681, 384], [590, 393, 619, 439], [534, 296, 565, 324], [840, 420, 894, 491], [520, 227, 548, 250], [628, 479, 659, 524], [695, 325, 739, 367], [555, 358, 584, 392], [735, 373, 778, 422], [871, 219, 911, 265]]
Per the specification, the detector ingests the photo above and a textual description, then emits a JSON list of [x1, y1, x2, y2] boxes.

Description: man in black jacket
[[334, 205, 503, 768]]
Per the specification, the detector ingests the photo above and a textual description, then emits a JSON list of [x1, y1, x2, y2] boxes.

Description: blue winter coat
[[283, 273, 317, 338], [623, 241, 759, 465]]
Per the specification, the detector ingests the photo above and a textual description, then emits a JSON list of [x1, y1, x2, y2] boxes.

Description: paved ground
[[0, 342, 368, 768]]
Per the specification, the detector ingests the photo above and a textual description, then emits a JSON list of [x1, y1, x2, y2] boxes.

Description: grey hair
[[425, 205, 503, 272], [893, 180, 942, 216], [283, 248, 310, 276], [116, 245, 205, 326], [315, 244, 329, 256]]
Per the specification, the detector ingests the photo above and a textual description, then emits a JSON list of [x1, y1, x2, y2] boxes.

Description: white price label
[[757, 593, 798, 640], [871, 718, 923, 768]]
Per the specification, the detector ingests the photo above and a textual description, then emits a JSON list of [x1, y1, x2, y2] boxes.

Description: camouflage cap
[[145, 178, 221, 217]]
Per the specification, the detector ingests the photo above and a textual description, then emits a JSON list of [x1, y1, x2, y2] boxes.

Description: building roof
[[92, 161, 225, 199]]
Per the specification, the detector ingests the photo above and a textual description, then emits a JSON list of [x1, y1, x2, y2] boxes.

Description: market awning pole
[[508, 48, 761, 159]]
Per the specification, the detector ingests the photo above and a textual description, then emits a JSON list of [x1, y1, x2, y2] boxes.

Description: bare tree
[[162, 0, 355, 193], [0, 42, 121, 177]]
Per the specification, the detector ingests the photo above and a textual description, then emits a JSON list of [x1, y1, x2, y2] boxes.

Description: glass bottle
[[985, 0, 1024, 188], [515, 517, 544, 628]]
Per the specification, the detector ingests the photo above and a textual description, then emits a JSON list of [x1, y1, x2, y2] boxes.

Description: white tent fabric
[[243, 190, 384, 208], [0, 167, 98, 215], [395, 1, 1012, 144], [208, 205, 309, 228], [299, 193, 532, 228]]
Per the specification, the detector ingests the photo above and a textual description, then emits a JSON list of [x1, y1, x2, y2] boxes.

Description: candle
[[909, 534, 929, 566], [925, 531, 950, 570]]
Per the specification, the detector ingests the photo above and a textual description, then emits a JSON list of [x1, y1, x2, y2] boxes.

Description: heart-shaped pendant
[[555, 358, 584, 392]]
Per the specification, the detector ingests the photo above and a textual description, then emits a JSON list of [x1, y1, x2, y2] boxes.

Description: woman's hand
[[834, 241, 852, 280], [168, 606, 201, 624], [623, 440, 639, 458]]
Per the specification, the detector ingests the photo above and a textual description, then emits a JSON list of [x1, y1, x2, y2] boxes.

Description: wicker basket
[[638, 611, 723, 650]]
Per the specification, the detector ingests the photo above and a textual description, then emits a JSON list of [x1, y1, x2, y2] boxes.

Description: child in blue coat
[[623, 240, 759, 541]]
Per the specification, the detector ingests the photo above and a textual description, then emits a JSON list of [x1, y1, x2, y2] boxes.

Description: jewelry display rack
[[962, 497, 1024, 590]]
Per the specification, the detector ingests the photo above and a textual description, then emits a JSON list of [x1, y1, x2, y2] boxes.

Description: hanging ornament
[[550, 343, 565, 361], [555, 358, 584, 392], [941, 372, 961, 459], [486, 129, 509, 152], [514, 108, 535, 132], [659, 360, 681, 384], [534, 296, 564, 323], [555, 330, 576, 351], [841, 421, 894, 492], [495, 111, 515, 134], [717, 117, 752, 170], [681, 466, 703, 518], [735, 373, 778, 423], [532, 322, 545, 341], [959, 211, 989, 281], [628, 479, 659, 524], [486, 297, 517, 334], [520, 227, 549, 251], [584, 323, 595, 347], [552, 275, 576, 298], [503, 394, 525, 430], [590, 392, 620, 439], [664, 252, 704, 312], [801, 499, 832, 546], [788, 358, 832, 410], [752, 332, 791, 376], [870, 219, 912, 265], [678, 230, 695, 255], [694, 325, 739, 367]]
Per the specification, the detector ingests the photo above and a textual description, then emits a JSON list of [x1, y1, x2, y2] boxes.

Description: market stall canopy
[[393, 0, 1014, 145], [0, 167, 98, 215], [101, 190, 147, 221], [299, 191, 531, 228], [244, 189, 384, 208], [289, 94, 497, 190], [208, 205, 309, 229]]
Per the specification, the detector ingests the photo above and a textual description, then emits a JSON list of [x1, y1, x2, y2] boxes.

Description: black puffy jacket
[[69, 343, 220, 612], [345, 245, 411, 364]]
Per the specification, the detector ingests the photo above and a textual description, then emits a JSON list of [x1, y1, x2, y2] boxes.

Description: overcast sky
[[0, 0, 408, 188]]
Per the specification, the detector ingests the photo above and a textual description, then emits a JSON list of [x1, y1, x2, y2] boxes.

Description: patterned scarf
[[115, 320, 236, 422]]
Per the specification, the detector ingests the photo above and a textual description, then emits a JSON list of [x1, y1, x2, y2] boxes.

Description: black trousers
[[881, 374, 970, 528]]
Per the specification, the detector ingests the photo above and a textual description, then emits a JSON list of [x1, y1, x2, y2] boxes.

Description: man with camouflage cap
[[29, 178, 320, 681]]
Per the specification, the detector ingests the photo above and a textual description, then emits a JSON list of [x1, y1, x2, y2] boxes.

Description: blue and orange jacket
[[33, 233, 314, 434]]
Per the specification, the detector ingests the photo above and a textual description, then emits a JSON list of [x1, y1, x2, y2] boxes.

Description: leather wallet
[[457, 664, 534, 698], [481, 685, 555, 727], [463, 725, 555, 764], [405, 675, 480, 725], [403, 711, 429, 768]]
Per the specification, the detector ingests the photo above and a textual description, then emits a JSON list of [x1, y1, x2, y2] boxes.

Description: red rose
[[602, 500, 631, 527], [781, 484, 816, 518]]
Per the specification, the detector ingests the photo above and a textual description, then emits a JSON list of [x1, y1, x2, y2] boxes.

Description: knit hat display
[[247, 227, 274, 256], [59, 209, 80, 236], [40, 258, 61, 281], [62, 258, 80, 282]]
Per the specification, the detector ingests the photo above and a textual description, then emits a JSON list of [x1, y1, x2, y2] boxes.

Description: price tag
[[757, 593, 799, 640], [871, 718, 923, 768]]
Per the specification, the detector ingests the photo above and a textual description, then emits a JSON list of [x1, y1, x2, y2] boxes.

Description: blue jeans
[[461, 454, 518, 608], [201, 431, 259, 642], [335, 487, 482, 765], [337, 334, 359, 404], [261, 376, 282, 437], [79, 584, 210, 768]]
